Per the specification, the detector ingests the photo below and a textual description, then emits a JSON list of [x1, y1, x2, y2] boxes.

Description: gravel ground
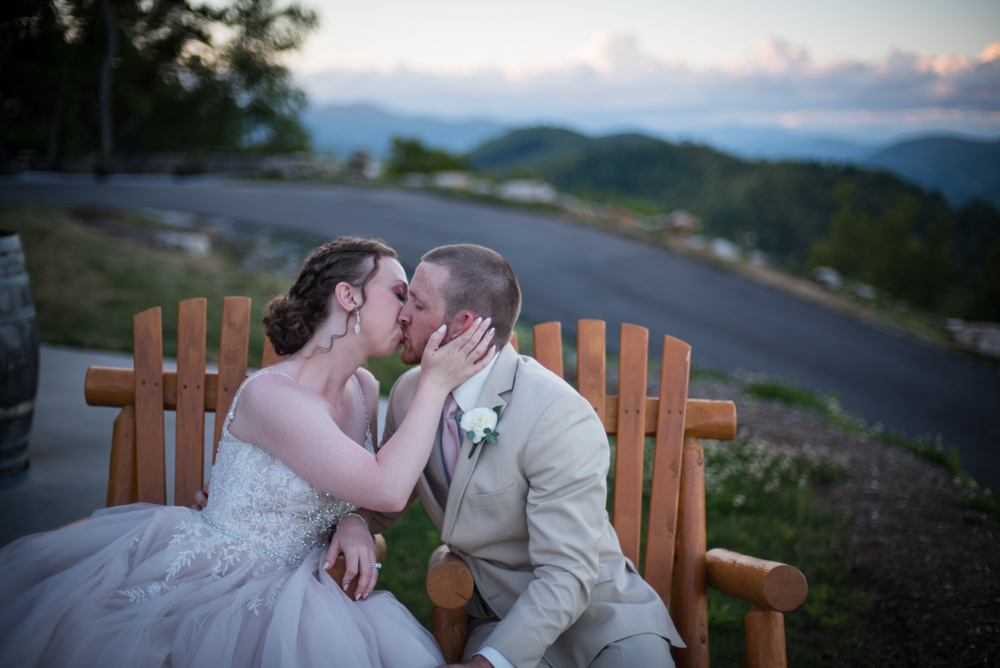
[[689, 379, 1000, 667]]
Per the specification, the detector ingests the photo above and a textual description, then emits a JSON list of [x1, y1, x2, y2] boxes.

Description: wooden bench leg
[[106, 405, 137, 507], [744, 605, 786, 668], [431, 606, 467, 664], [672, 437, 709, 668]]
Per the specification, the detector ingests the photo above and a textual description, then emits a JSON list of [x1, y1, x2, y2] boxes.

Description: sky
[[286, 0, 1000, 141]]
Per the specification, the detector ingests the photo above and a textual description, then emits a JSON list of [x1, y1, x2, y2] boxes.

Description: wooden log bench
[[425, 321, 808, 668], [83, 300, 807, 666]]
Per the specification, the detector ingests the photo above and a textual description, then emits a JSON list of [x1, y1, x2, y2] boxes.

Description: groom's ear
[[447, 311, 479, 340]]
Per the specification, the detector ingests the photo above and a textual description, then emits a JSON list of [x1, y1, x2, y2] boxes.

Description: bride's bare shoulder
[[235, 371, 315, 416]]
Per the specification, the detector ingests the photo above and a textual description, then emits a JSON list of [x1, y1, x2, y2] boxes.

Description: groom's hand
[[323, 513, 378, 600]]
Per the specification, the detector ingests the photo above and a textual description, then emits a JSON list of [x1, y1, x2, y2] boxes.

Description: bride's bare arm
[[230, 318, 495, 512]]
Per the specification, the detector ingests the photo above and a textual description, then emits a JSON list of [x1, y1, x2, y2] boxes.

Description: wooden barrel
[[0, 231, 39, 478]]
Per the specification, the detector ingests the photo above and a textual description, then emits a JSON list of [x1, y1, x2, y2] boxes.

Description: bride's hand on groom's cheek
[[323, 515, 378, 600]]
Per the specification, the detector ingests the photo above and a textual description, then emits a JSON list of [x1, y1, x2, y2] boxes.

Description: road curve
[[3, 175, 998, 487]]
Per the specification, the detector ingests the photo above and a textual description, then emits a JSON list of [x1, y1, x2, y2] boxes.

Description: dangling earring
[[354, 308, 361, 335]]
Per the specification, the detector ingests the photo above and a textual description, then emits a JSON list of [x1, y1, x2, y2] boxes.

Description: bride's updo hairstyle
[[263, 237, 397, 355]]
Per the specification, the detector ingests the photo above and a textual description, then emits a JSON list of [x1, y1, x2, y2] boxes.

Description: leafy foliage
[[385, 136, 466, 175], [0, 0, 316, 158], [468, 127, 1000, 321]]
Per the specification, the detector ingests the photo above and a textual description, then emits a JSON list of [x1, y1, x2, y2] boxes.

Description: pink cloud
[[296, 35, 1000, 136]]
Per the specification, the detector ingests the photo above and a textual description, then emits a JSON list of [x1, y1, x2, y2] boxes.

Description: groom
[[370, 244, 683, 668]]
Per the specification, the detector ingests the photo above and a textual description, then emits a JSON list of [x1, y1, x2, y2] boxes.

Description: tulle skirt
[[0, 503, 444, 668]]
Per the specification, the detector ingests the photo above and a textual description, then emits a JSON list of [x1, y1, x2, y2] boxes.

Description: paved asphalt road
[[2, 174, 998, 488]]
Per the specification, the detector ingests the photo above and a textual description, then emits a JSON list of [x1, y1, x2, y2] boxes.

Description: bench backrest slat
[[212, 297, 251, 462], [613, 324, 649, 566], [644, 335, 691, 603], [175, 298, 207, 508], [576, 320, 606, 423], [133, 307, 166, 505], [525, 321, 698, 597], [262, 337, 283, 368], [532, 322, 563, 377]]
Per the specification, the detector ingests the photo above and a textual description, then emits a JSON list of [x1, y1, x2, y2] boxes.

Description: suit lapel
[[442, 344, 519, 542]]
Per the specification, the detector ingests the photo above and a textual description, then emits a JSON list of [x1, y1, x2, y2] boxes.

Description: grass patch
[[4, 204, 285, 362], [699, 438, 880, 665], [744, 379, 830, 413], [1, 203, 405, 383], [608, 434, 879, 666], [745, 375, 999, 522]]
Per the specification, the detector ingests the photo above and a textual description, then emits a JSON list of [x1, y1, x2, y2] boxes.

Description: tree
[[385, 137, 467, 175], [0, 0, 317, 160], [810, 182, 956, 311]]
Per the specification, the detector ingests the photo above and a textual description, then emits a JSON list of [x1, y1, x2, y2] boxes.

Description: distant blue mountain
[[863, 135, 1000, 208], [676, 127, 876, 164], [302, 104, 508, 158], [301, 104, 1000, 209]]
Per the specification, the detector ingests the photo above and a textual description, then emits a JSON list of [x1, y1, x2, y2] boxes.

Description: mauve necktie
[[442, 393, 462, 480]]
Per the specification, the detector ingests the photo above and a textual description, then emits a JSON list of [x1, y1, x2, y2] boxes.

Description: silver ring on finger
[[371, 562, 382, 569]]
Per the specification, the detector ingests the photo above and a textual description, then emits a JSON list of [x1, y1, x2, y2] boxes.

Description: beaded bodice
[[200, 371, 374, 566]]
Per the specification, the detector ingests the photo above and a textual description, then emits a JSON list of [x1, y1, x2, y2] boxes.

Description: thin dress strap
[[354, 374, 373, 451], [223, 370, 296, 433]]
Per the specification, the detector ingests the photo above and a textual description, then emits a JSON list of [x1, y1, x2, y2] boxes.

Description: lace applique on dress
[[115, 371, 375, 606], [199, 370, 374, 567]]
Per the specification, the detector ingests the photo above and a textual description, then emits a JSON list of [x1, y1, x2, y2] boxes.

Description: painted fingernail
[[437, 324, 447, 332], [487, 328, 495, 336], [355, 592, 361, 601], [475, 317, 482, 324], [343, 583, 349, 591], [323, 562, 330, 570], [363, 593, 369, 600]]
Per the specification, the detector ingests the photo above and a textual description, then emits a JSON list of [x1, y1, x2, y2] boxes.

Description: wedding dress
[[0, 371, 445, 668]]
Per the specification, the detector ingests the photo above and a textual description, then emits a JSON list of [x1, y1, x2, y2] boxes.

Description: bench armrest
[[427, 544, 474, 609], [705, 548, 808, 613]]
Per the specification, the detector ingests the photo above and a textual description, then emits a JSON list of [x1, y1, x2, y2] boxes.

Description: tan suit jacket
[[374, 344, 682, 667]]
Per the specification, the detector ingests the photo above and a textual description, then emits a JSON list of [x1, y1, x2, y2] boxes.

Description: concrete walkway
[[0, 345, 388, 548]]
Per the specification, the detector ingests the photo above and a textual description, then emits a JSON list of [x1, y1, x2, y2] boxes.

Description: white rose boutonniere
[[456, 406, 503, 458]]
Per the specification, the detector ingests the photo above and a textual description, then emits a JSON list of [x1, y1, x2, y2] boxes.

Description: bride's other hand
[[191, 481, 210, 511], [420, 317, 496, 391], [323, 514, 378, 600]]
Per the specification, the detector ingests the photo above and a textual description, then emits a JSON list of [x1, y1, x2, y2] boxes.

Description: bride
[[0, 237, 496, 668]]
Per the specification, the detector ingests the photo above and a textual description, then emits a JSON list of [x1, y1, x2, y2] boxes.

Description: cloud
[[296, 35, 1000, 137]]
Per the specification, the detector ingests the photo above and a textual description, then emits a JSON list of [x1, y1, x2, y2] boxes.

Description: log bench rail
[[425, 320, 808, 668], [85, 367, 736, 440]]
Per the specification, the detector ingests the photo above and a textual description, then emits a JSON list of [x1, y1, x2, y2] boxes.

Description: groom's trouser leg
[[461, 616, 500, 663], [587, 634, 675, 668], [465, 621, 674, 668]]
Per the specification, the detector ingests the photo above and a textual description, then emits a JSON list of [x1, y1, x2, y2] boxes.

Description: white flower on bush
[[456, 406, 503, 458]]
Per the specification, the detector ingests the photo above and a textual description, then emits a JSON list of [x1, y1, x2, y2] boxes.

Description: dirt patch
[[690, 379, 1000, 667]]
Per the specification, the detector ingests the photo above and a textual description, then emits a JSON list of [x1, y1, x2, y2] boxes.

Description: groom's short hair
[[422, 244, 521, 347]]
